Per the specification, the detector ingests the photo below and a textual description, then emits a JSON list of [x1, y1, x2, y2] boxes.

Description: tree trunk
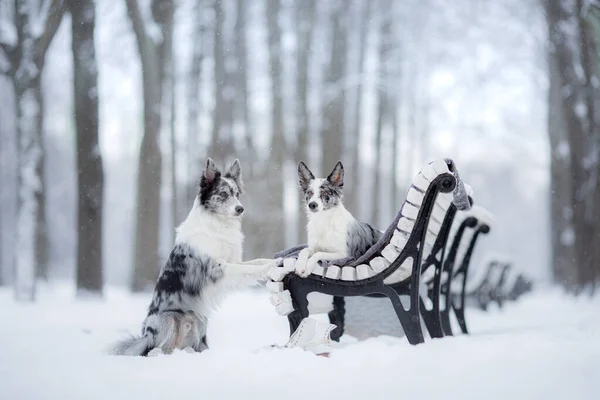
[[547, 47, 575, 287], [10, 0, 64, 301], [14, 81, 41, 302], [295, 0, 316, 243], [34, 76, 49, 281], [209, 0, 235, 163], [235, 0, 251, 160], [126, 0, 174, 292], [68, 0, 104, 295], [346, 0, 371, 217], [546, 0, 600, 291], [321, 0, 347, 177], [267, 0, 286, 253], [373, 7, 393, 228], [186, 0, 204, 202]]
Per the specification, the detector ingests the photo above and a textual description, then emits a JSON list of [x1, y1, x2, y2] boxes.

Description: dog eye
[[220, 191, 229, 198], [322, 194, 330, 202], [307, 191, 313, 197]]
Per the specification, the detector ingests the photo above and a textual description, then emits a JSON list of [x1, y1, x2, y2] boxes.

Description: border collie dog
[[295, 161, 382, 278], [112, 159, 278, 356]]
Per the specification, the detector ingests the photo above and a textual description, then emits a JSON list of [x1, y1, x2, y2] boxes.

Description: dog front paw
[[294, 249, 311, 277]]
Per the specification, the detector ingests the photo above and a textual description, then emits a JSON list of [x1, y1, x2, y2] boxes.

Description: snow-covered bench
[[439, 205, 493, 335], [268, 159, 471, 345], [507, 273, 533, 301]]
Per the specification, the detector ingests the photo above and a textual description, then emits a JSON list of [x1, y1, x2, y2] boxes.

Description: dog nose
[[308, 202, 318, 210], [235, 205, 244, 215]]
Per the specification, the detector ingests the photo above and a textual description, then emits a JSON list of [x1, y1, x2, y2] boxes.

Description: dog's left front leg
[[239, 258, 280, 266], [223, 259, 280, 281]]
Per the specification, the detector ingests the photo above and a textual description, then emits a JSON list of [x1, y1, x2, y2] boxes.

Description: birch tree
[[0, 0, 65, 301]]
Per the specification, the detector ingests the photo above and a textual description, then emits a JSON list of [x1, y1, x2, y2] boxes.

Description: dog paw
[[147, 347, 164, 357], [295, 264, 313, 278]]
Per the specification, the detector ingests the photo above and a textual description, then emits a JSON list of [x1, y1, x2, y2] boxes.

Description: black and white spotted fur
[[295, 161, 382, 277], [112, 159, 278, 356]]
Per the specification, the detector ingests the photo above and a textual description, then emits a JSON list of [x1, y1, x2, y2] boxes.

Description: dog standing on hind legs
[[294, 161, 382, 340], [111, 158, 279, 356]]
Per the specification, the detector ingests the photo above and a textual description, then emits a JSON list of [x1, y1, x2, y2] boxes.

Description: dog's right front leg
[[294, 248, 312, 277]]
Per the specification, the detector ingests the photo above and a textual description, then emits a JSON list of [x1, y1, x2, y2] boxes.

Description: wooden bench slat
[[407, 188, 425, 206], [341, 266, 356, 281], [369, 256, 390, 272], [402, 202, 420, 219], [325, 265, 341, 279]]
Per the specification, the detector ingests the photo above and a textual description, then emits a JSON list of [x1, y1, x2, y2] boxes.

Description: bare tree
[[321, 0, 347, 176], [373, 4, 394, 227], [235, 0, 251, 156], [66, 0, 104, 295], [547, 41, 576, 286], [294, 0, 316, 242], [546, 0, 600, 291], [125, 0, 174, 292], [186, 0, 205, 203], [209, 0, 235, 163], [345, 0, 371, 216], [0, 0, 65, 300], [266, 0, 286, 252]]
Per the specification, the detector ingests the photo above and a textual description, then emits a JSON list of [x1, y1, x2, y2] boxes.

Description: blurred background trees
[[0, 0, 598, 300]]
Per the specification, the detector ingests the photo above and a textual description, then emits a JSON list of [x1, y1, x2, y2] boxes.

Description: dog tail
[[110, 333, 155, 356]]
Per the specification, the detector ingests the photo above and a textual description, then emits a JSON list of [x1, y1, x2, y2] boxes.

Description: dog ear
[[201, 158, 220, 187], [225, 159, 244, 192], [298, 161, 314, 192], [327, 161, 344, 188]]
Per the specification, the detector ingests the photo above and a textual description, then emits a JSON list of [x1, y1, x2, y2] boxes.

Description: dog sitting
[[294, 161, 382, 278], [112, 158, 279, 356]]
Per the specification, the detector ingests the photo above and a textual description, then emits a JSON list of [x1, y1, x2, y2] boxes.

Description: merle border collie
[[295, 161, 382, 278], [112, 159, 279, 356]]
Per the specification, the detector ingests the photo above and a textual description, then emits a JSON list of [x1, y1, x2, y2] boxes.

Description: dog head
[[198, 158, 245, 218], [297, 161, 344, 214]]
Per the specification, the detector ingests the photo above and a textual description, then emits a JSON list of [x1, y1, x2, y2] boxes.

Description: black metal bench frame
[[440, 219, 491, 335]]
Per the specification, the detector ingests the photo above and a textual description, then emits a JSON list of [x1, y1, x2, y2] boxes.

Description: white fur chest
[[306, 206, 354, 255], [175, 206, 244, 263]]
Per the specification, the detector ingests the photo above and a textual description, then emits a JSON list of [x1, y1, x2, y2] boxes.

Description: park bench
[[268, 158, 472, 345]]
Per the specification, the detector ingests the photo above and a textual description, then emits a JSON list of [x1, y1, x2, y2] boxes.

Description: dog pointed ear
[[327, 161, 344, 188], [298, 161, 314, 192], [202, 158, 220, 187], [225, 159, 244, 192]]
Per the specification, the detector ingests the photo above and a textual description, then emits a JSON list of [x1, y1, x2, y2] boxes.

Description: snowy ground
[[0, 284, 599, 400]]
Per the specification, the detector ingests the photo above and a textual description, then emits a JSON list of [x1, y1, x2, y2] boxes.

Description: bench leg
[[420, 266, 444, 338], [284, 276, 311, 338], [328, 296, 345, 342], [419, 297, 444, 338], [382, 285, 424, 345], [440, 300, 453, 336], [452, 271, 469, 334], [440, 280, 454, 336]]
